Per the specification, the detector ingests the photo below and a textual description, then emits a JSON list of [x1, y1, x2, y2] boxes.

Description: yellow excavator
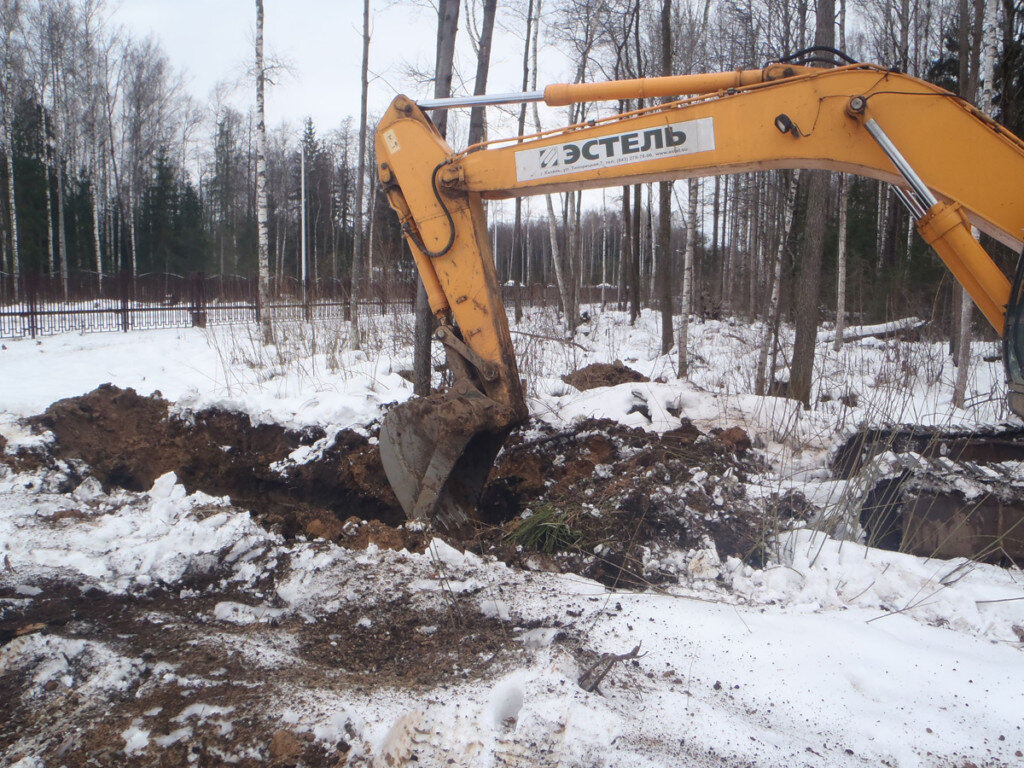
[[374, 52, 1024, 532]]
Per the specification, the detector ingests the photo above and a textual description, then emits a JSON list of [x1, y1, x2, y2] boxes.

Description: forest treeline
[[1, 1, 1023, 361]]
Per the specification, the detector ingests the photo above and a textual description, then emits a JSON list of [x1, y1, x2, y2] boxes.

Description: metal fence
[[0, 270, 626, 340]]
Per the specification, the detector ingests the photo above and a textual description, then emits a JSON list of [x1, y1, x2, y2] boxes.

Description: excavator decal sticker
[[515, 117, 716, 181]]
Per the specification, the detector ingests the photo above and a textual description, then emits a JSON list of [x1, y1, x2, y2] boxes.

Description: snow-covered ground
[[1, 308, 1022, 767]]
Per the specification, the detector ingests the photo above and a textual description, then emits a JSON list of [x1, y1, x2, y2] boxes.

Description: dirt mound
[[31, 384, 406, 538], [561, 360, 649, 391], [477, 419, 799, 587]]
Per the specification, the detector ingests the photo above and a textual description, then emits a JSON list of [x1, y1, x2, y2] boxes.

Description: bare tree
[[529, 0, 576, 333], [657, 0, 674, 355], [467, 0, 497, 147], [0, 0, 22, 284], [255, 0, 272, 342], [786, 0, 835, 407], [509, 0, 535, 324], [677, 178, 698, 377], [955, 0, 999, 407], [349, 0, 370, 350], [832, 174, 850, 351], [413, 0, 460, 397], [755, 170, 800, 394], [833, 0, 849, 351]]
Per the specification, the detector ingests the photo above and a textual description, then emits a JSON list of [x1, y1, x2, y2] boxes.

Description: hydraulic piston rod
[[418, 90, 545, 110], [864, 118, 939, 211], [418, 64, 812, 110], [862, 116, 1011, 331]]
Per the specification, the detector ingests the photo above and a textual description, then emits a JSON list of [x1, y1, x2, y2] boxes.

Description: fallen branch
[[578, 643, 643, 693]]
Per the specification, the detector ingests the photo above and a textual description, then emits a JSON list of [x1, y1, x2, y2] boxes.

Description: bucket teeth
[[379, 389, 515, 534]]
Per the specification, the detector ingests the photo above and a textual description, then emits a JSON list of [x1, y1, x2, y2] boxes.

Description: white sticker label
[[384, 129, 401, 154], [514, 117, 715, 182]]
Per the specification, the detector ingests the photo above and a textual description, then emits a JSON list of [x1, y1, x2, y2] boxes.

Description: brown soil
[[0, 387, 812, 766], [561, 360, 649, 391], [30, 384, 407, 540], [475, 419, 800, 587]]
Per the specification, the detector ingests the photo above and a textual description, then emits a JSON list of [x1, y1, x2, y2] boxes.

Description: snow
[[120, 724, 150, 755], [0, 471, 277, 592], [0, 322, 412, 429], [1, 309, 1022, 766]]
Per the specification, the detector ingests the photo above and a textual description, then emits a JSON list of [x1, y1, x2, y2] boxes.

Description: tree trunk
[[414, 0, 460, 396], [509, 0, 535, 324], [128, 173, 138, 276], [350, 0, 370, 349], [41, 112, 56, 274], [255, 0, 272, 343], [467, 0, 497, 147], [630, 184, 642, 323], [756, 171, 800, 394], [56, 146, 68, 296], [786, 0, 835, 407], [621, 188, 633, 314], [832, 174, 850, 351], [91, 153, 103, 288], [955, 0, 999, 407], [4, 111, 19, 287], [528, 0, 575, 332], [953, 275, 974, 407], [678, 178, 698, 378], [658, 178, 673, 354]]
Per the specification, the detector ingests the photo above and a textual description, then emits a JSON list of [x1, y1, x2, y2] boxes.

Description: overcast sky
[[109, 0, 572, 143]]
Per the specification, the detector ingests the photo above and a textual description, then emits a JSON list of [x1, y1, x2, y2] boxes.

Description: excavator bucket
[[379, 388, 516, 534]]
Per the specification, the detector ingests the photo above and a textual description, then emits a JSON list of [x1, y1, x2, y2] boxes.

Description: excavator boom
[[376, 60, 1024, 529]]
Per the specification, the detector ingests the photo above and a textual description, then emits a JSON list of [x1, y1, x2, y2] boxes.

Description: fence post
[[26, 271, 38, 339], [119, 270, 130, 332], [253, 276, 261, 325], [189, 271, 207, 328]]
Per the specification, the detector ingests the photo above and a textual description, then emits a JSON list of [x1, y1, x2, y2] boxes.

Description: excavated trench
[[833, 424, 1024, 564], [7, 384, 795, 586], [12, 385, 1024, 574]]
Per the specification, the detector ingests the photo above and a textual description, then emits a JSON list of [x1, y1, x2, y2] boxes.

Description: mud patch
[[0, 574, 527, 767], [561, 360, 649, 391]]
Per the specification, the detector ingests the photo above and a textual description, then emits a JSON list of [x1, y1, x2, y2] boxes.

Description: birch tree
[[787, 0, 834, 408], [255, 0, 272, 343], [657, 0, 674, 355], [0, 0, 22, 284], [755, 170, 800, 394], [833, 0, 849, 351], [677, 178, 698, 377], [529, 0, 577, 332]]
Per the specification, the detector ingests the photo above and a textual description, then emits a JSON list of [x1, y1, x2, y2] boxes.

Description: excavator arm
[[375, 61, 1024, 530]]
